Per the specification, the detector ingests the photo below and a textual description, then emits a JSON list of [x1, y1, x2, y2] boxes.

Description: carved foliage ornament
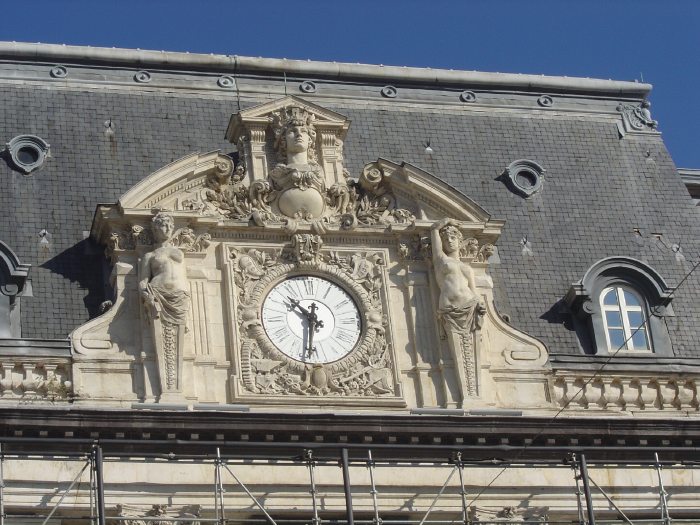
[[229, 238, 395, 398], [183, 105, 415, 227], [107, 222, 210, 262]]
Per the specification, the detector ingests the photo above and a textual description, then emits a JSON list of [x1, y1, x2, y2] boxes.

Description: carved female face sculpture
[[273, 106, 317, 163], [285, 124, 310, 155], [151, 212, 175, 243], [440, 225, 462, 255]]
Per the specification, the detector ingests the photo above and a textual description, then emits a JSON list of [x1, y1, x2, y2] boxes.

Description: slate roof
[[1, 43, 698, 357]]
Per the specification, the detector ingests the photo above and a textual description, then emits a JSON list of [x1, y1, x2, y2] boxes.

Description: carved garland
[[229, 245, 394, 397]]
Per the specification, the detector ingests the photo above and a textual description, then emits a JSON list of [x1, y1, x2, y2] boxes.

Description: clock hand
[[287, 296, 311, 317], [306, 303, 325, 358]]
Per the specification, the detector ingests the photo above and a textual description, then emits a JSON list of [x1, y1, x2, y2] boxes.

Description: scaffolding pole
[[417, 463, 457, 525], [587, 476, 634, 525], [94, 446, 106, 525], [215, 448, 226, 525], [366, 451, 381, 525], [0, 443, 4, 525], [341, 449, 355, 525], [221, 463, 277, 525], [41, 459, 90, 525], [90, 451, 96, 525], [570, 454, 585, 525], [579, 454, 596, 525], [306, 450, 321, 525], [455, 453, 468, 525], [654, 452, 672, 525]]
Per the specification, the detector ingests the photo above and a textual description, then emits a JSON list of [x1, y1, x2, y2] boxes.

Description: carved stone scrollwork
[[328, 162, 415, 228], [229, 242, 395, 398], [617, 100, 658, 134], [113, 504, 201, 525]]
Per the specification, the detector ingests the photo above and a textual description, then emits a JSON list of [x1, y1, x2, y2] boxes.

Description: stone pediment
[[225, 95, 351, 144]]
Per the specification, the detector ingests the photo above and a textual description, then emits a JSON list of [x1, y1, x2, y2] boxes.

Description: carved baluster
[[658, 380, 678, 410], [551, 377, 568, 407], [0, 362, 12, 396], [621, 379, 642, 410], [20, 362, 38, 394], [677, 380, 696, 410], [640, 379, 660, 410], [602, 379, 623, 410]]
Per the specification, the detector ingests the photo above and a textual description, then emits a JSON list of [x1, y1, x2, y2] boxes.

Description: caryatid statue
[[139, 212, 190, 399], [269, 106, 326, 218], [431, 218, 486, 398]]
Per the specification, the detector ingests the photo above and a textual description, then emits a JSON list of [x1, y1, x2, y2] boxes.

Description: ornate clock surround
[[226, 237, 402, 405]]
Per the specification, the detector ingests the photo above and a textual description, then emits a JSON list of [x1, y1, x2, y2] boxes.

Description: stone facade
[[0, 42, 699, 523]]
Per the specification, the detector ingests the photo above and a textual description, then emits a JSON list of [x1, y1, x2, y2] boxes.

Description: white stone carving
[[551, 374, 698, 412], [228, 240, 397, 401], [0, 361, 72, 401], [113, 504, 200, 525], [71, 96, 558, 412], [431, 219, 486, 400], [139, 212, 191, 399]]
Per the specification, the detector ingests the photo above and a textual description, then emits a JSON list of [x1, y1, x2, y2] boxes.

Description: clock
[[261, 275, 362, 363]]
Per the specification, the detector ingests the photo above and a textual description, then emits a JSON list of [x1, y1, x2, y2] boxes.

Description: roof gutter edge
[[0, 42, 653, 97]]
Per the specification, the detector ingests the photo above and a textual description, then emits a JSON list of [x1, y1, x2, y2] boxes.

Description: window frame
[[565, 257, 674, 357], [600, 284, 652, 353]]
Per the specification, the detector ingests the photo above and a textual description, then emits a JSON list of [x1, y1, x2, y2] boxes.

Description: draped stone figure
[[139, 212, 190, 400], [431, 218, 485, 399]]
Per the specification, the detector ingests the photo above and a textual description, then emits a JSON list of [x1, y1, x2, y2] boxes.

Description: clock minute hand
[[306, 303, 324, 358], [287, 296, 310, 317]]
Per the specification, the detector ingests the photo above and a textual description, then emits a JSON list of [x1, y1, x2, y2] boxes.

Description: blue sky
[[3, 0, 699, 166]]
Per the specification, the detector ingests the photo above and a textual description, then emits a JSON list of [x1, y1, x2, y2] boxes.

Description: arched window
[[566, 257, 674, 356], [600, 285, 651, 352]]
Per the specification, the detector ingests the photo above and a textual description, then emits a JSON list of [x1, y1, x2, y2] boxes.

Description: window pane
[[623, 289, 641, 306], [608, 329, 625, 350], [628, 311, 644, 329], [632, 330, 650, 351], [605, 311, 623, 328], [602, 288, 618, 306]]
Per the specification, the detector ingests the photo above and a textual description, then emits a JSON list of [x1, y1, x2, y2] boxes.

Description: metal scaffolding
[[0, 439, 697, 525]]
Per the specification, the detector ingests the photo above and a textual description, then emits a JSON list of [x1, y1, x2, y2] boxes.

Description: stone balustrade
[[551, 374, 698, 411], [0, 339, 72, 402]]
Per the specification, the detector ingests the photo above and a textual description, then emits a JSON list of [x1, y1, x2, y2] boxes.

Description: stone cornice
[[0, 408, 698, 462], [0, 41, 652, 98]]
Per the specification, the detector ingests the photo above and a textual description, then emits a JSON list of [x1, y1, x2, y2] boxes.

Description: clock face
[[262, 275, 362, 363]]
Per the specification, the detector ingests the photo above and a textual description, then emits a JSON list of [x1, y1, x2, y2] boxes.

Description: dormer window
[[600, 285, 651, 352], [566, 257, 674, 356]]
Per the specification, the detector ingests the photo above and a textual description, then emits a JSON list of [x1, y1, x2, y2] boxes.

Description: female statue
[[139, 212, 190, 396], [431, 218, 485, 331], [430, 218, 485, 397]]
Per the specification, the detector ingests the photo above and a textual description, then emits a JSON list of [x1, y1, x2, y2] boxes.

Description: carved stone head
[[151, 212, 175, 243], [271, 106, 317, 163], [439, 224, 463, 255]]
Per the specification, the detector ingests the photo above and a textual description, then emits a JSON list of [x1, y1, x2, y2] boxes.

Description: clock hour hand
[[306, 303, 324, 359]]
